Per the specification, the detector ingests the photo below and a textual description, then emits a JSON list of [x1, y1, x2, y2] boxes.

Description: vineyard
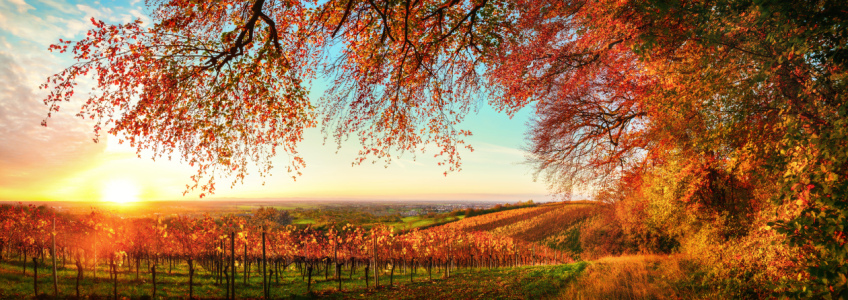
[[0, 202, 594, 299]]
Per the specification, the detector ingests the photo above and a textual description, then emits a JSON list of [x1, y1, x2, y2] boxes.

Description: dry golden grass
[[558, 254, 709, 300]]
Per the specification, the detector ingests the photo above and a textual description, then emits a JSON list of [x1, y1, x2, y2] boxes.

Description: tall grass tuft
[[559, 255, 712, 300]]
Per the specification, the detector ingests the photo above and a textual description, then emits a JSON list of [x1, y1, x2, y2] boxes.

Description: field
[[0, 257, 592, 299], [0, 200, 726, 299]]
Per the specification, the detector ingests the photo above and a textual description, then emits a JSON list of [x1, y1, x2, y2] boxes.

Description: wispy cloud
[[0, 52, 105, 194], [474, 141, 529, 158], [5, 0, 33, 13], [0, 0, 147, 48], [35, 0, 76, 14]]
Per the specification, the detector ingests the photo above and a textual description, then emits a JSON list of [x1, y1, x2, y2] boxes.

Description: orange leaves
[[43, 5, 321, 197]]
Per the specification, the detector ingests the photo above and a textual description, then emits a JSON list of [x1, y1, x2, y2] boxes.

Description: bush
[[579, 207, 628, 259]]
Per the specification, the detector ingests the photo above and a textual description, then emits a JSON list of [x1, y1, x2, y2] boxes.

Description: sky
[[0, 0, 555, 203]]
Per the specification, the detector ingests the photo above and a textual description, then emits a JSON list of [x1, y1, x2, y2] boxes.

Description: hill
[[437, 201, 600, 260]]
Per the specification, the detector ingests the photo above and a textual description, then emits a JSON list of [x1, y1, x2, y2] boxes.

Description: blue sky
[[0, 0, 554, 202]]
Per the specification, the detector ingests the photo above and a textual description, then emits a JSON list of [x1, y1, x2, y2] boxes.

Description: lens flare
[[101, 179, 140, 204]]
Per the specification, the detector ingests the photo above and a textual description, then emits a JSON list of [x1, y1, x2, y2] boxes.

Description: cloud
[[475, 142, 529, 157], [0, 1, 81, 45], [75, 4, 116, 22], [127, 8, 150, 24], [0, 1, 145, 48], [5, 0, 34, 13], [0, 51, 105, 195], [35, 0, 76, 14]]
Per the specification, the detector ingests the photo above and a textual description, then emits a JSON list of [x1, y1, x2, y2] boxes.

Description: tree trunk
[[337, 263, 342, 291], [364, 264, 370, 289], [188, 259, 194, 299], [389, 260, 395, 286], [349, 258, 356, 280], [224, 263, 230, 300], [33, 257, 38, 298], [112, 261, 118, 300], [428, 258, 432, 281], [306, 264, 313, 294], [324, 259, 329, 281], [75, 260, 82, 299], [152, 263, 157, 298]]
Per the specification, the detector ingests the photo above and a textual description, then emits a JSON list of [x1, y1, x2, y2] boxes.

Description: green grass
[[388, 215, 465, 230], [387, 216, 438, 229], [322, 263, 587, 300], [293, 218, 316, 225], [0, 256, 585, 299], [519, 262, 588, 298]]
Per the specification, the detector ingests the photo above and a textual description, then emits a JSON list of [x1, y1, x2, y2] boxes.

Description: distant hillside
[[438, 201, 600, 259]]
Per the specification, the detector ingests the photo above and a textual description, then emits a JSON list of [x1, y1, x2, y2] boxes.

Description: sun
[[101, 179, 141, 204]]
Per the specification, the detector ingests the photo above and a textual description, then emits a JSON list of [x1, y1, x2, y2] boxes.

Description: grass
[[292, 218, 316, 225], [519, 262, 588, 298], [0, 255, 586, 299], [387, 215, 465, 230], [557, 254, 711, 300], [322, 263, 587, 300]]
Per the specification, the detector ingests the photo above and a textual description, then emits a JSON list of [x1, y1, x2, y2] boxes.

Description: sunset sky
[[0, 0, 554, 203]]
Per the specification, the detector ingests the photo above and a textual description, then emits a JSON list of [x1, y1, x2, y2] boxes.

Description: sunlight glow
[[101, 179, 141, 204]]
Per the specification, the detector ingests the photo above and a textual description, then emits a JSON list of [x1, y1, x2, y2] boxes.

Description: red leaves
[[44, 9, 319, 197]]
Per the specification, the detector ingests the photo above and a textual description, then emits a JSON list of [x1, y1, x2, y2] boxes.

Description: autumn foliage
[[0, 203, 568, 298], [40, 0, 848, 297]]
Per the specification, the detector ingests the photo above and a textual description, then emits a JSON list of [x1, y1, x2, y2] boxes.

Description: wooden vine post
[[262, 226, 268, 299], [22, 246, 27, 275], [334, 237, 341, 291], [372, 232, 379, 289], [231, 231, 236, 300], [243, 241, 248, 284], [93, 232, 97, 280], [51, 217, 58, 299], [446, 243, 451, 278]]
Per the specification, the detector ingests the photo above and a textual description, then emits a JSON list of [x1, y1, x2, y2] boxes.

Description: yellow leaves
[[826, 172, 838, 183]]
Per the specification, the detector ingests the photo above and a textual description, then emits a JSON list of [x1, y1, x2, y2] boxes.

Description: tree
[[252, 207, 293, 227], [41, 0, 848, 297], [523, 0, 848, 297], [42, 0, 512, 196]]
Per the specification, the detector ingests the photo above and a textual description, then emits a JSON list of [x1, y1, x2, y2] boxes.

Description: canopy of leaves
[[43, 0, 846, 296]]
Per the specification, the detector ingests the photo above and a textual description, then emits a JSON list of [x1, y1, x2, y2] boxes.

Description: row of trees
[[0, 204, 565, 298]]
